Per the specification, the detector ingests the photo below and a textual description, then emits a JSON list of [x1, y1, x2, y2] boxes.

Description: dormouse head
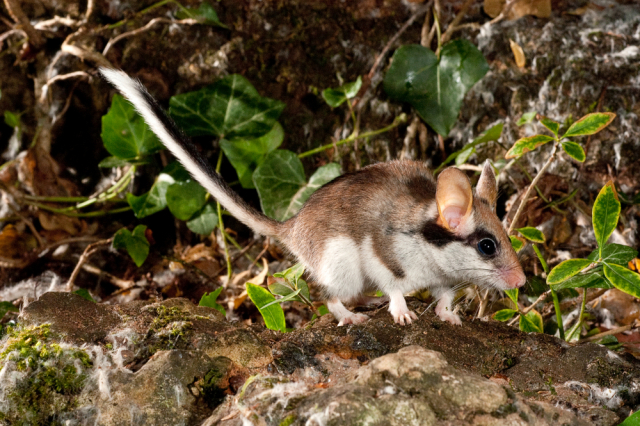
[[434, 162, 526, 290]]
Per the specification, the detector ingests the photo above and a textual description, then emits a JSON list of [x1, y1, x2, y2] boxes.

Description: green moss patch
[[0, 324, 92, 425]]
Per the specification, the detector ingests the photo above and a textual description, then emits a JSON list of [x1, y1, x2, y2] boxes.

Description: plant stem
[[508, 141, 558, 234], [107, 0, 188, 29], [298, 113, 407, 159], [215, 150, 233, 283], [551, 289, 565, 340]]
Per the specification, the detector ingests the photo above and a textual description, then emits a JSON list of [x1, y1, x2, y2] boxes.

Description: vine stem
[[507, 141, 558, 234], [298, 113, 407, 159], [215, 150, 233, 284]]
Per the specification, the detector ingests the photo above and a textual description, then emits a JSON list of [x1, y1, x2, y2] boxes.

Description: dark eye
[[477, 238, 497, 256]]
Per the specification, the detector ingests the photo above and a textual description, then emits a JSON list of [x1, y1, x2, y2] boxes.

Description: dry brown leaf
[[509, 39, 526, 68], [181, 243, 219, 263], [0, 224, 37, 258], [232, 259, 270, 310], [484, 0, 551, 19], [38, 212, 84, 235]]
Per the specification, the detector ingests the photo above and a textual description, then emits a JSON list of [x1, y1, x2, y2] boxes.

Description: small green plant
[[246, 263, 326, 332], [199, 286, 226, 316], [112, 224, 150, 266]]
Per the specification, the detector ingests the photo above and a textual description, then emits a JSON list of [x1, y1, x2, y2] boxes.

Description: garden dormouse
[[101, 68, 526, 326]]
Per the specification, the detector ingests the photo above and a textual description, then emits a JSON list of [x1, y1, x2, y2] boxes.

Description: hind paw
[[337, 313, 369, 326]]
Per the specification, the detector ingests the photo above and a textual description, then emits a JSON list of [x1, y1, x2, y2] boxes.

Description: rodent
[[101, 68, 526, 326]]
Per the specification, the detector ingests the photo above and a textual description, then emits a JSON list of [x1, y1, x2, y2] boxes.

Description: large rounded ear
[[476, 160, 497, 208], [436, 167, 473, 231]]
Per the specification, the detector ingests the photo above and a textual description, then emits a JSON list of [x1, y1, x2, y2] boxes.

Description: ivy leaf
[[505, 288, 518, 305], [0, 301, 18, 320], [253, 150, 341, 221], [493, 309, 517, 322], [73, 289, 95, 302], [604, 263, 640, 299], [113, 225, 150, 267], [539, 116, 560, 137], [517, 227, 545, 243], [547, 259, 593, 285], [4, 111, 20, 128], [102, 94, 164, 160], [551, 269, 611, 290], [199, 287, 226, 316], [322, 76, 362, 107], [175, 2, 227, 28], [246, 283, 286, 332], [587, 243, 638, 265], [169, 74, 285, 140], [127, 162, 188, 218], [519, 309, 543, 333], [561, 141, 586, 162], [383, 41, 489, 136], [505, 135, 554, 159], [562, 112, 616, 138], [517, 111, 537, 126], [186, 203, 217, 235], [98, 156, 130, 168], [165, 179, 208, 221], [435, 123, 503, 173], [593, 181, 621, 257], [510, 236, 525, 253], [220, 122, 284, 189]]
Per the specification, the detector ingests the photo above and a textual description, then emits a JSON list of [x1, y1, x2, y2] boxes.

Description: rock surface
[[1, 293, 637, 425]]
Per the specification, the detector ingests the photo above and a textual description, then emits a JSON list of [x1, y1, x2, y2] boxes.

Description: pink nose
[[502, 269, 526, 289]]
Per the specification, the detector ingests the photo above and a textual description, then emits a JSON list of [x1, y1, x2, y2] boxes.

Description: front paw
[[391, 309, 418, 325], [435, 305, 462, 325], [337, 313, 369, 326]]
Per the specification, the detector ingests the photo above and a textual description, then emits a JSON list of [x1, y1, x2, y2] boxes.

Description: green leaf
[[505, 135, 554, 159], [165, 180, 208, 221], [455, 145, 475, 166], [561, 141, 586, 162], [98, 156, 130, 168], [318, 305, 329, 316], [516, 111, 537, 126], [519, 309, 543, 333], [199, 287, 226, 316], [321, 76, 362, 107], [435, 123, 503, 173], [253, 151, 341, 221], [273, 263, 305, 283], [73, 288, 95, 302], [4, 111, 20, 128], [517, 227, 545, 243], [593, 182, 621, 257], [539, 117, 560, 137], [0, 301, 18, 319], [562, 112, 616, 138], [383, 41, 489, 136], [510, 236, 524, 253], [493, 309, 517, 322], [604, 263, 640, 299], [268, 281, 296, 297], [175, 2, 227, 27], [246, 283, 286, 332], [619, 407, 640, 426], [547, 259, 593, 285], [186, 203, 217, 235], [588, 243, 638, 265], [505, 288, 518, 305], [220, 122, 284, 189], [262, 288, 302, 309], [169, 74, 285, 140], [113, 225, 150, 267], [102, 94, 164, 160], [551, 269, 611, 290], [127, 162, 187, 219]]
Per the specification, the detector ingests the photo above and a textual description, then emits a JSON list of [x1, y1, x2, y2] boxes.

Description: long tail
[[100, 68, 281, 237]]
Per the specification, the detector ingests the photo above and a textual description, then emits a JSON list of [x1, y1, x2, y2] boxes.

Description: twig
[[488, 0, 518, 26], [85, 0, 95, 23], [3, 0, 44, 48], [66, 238, 113, 291], [440, 0, 476, 44], [477, 288, 491, 318], [581, 320, 639, 343], [507, 290, 550, 326], [81, 263, 133, 289], [52, 79, 83, 125], [61, 40, 112, 68], [366, 0, 433, 81], [103, 17, 197, 56], [508, 142, 559, 234], [34, 16, 81, 31]]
